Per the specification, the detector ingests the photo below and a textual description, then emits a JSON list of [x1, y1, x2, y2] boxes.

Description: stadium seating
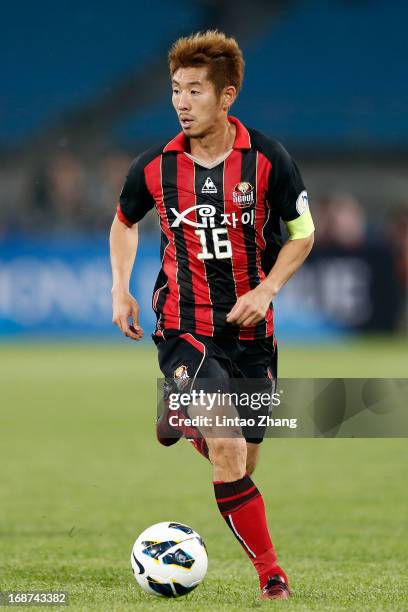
[[2, 0, 406, 149], [1, 0, 201, 146]]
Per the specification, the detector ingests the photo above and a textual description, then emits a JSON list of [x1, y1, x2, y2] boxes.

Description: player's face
[[172, 67, 229, 138]]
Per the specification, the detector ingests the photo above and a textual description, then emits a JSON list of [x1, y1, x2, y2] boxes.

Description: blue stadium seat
[[1, 0, 201, 145], [115, 0, 408, 149]]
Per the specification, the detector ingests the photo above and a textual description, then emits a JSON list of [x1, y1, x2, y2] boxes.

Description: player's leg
[[210, 439, 289, 598], [245, 441, 261, 475], [154, 333, 210, 460], [188, 358, 288, 599], [215, 336, 289, 599], [154, 334, 205, 449]]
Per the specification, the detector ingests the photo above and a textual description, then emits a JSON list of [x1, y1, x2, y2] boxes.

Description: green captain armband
[[285, 208, 315, 240]]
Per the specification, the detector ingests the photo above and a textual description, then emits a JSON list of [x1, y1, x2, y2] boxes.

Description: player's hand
[[111, 288, 144, 340], [226, 285, 273, 327]]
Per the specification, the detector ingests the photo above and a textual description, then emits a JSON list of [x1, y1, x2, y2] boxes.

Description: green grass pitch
[[1, 337, 407, 610]]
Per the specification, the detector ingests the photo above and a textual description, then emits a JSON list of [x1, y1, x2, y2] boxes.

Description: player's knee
[[209, 436, 245, 455]]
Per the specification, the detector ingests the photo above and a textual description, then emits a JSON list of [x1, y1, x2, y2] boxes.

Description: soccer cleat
[[156, 401, 183, 446], [260, 575, 291, 600], [156, 401, 202, 447], [156, 393, 210, 459], [156, 402, 211, 462]]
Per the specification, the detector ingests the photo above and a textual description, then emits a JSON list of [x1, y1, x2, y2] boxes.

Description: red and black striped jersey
[[117, 116, 307, 340]]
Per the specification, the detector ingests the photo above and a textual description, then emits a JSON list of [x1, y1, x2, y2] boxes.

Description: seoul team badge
[[232, 182, 254, 208]]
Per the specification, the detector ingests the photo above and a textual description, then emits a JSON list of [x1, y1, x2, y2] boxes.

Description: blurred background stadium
[[1, 0, 407, 341], [1, 2, 407, 609]]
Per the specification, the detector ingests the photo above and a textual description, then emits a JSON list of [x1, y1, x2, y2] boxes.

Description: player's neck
[[189, 119, 235, 165]]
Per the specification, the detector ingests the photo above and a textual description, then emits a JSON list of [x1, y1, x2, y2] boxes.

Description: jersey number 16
[[195, 228, 232, 260]]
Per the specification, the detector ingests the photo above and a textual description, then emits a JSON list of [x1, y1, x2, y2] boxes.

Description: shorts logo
[[296, 190, 309, 216], [173, 364, 190, 390], [233, 182, 254, 208]]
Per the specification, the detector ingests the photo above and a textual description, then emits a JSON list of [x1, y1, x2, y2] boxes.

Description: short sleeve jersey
[[117, 116, 310, 340]]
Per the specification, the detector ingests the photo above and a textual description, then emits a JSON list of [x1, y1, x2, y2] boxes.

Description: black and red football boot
[[260, 575, 291, 600], [156, 401, 210, 460], [156, 399, 183, 446]]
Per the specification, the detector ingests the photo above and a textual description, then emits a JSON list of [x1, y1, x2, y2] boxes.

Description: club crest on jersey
[[202, 176, 217, 194], [173, 365, 190, 390], [233, 182, 254, 208]]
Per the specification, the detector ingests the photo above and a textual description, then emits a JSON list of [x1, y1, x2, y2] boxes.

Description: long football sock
[[213, 473, 288, 589]]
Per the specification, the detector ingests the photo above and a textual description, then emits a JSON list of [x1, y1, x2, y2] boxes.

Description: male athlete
[[110, 31, 314, 599]]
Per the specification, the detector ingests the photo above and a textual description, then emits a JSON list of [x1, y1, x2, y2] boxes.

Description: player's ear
[[221, 85, 237, 111]]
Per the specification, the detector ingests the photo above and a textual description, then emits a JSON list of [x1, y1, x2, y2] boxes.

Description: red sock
[[188, 437, 210, 461], [162, 400, 210, 461], [213, 474, 288, 589]]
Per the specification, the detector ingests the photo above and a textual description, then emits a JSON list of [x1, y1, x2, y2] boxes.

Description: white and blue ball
[[131, 521, 208, 598]]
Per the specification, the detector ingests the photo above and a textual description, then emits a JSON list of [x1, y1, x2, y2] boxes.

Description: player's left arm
[[227, 142, 314, 327]]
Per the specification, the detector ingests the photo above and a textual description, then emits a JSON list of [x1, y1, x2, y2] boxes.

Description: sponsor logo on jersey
[[173, 364, 189, 390], [169, 203, 255, 229], [202, 176, 217, 194], [233, 182, 254, 207], [296, 190, 309, 215], [171, 204, 217, 228]]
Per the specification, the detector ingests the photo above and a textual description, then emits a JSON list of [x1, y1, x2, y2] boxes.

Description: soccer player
[[110, 31, 314, 599]]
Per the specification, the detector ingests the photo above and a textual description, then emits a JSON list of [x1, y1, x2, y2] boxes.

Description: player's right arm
[[110, 216, 143, 340], [109, 151, 156, 340]]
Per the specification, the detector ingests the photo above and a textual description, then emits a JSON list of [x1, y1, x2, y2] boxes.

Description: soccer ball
[[130, 521, 208, 598]]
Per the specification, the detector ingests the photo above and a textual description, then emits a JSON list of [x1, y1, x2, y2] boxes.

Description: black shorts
[[153, 331, 278, 444]]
